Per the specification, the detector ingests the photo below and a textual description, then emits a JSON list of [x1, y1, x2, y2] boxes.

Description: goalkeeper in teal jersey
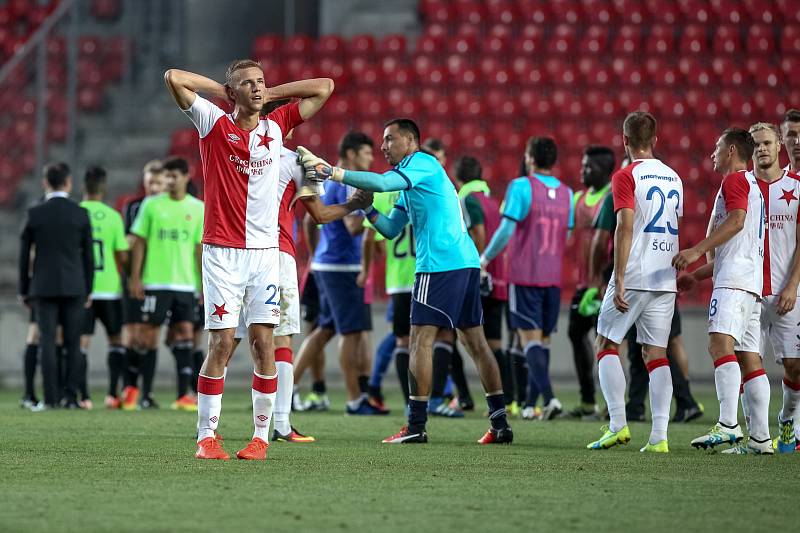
[[298, 118, 512, 445]]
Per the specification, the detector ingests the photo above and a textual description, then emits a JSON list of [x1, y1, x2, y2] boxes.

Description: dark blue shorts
[[411, 268, 483, 330], [508, 284, 561, 335], [314, 271, 371, 334]]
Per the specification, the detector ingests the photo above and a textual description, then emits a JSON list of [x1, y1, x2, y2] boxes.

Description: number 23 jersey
[[611, 158, 683, 292], [710, 170, 764, 296]]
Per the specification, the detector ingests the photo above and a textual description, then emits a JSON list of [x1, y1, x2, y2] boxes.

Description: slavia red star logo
[[211, 303, 229, 321], [780, 188, 797, 207], [257, 134, 273, 148]]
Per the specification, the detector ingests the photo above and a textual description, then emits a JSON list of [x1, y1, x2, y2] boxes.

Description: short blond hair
[[225, 59, 263, 85], [749, 122, 781, 142], [142, 158, 162, 175]]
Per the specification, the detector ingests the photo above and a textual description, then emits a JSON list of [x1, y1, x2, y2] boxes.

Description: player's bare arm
[[469, 223, 487, 253], [677, 261, 714, 293], [164, 69, 228, 110], [358, 228, 375, 288], [114, 250, 129, 275], [266, 78, 334, 120], [588, 228, 612, 290], [128, 235, 146, 300], [777, 227, 800, 315], [672, 209, 745, 270], [302, 213, 319, 255], [612, 208, 633, 312], [301, 190, 372, 225]]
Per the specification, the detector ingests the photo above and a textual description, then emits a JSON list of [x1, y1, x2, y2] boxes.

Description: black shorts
[[193, 301, 205, 329], [82, 299, 123, 336], [29, 306, 37, 323], [123, 288, 144, 325], [140, 290, 196, 326], [301, 271, 320, 325], [391, 292, 412, 338], [482, 296, 505, 341]]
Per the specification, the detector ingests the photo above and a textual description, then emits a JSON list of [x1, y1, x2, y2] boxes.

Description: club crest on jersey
[[227, 133, 241, 144]]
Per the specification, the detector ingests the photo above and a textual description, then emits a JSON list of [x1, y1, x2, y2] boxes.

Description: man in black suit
[[19, 162, 94, 409]]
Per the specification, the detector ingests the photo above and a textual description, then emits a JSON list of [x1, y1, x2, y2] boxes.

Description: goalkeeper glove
[[296, 146, 344, 182], [577, 287, 601, 317]]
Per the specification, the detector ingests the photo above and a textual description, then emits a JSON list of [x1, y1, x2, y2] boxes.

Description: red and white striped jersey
[[183, 95, 303, 249], [611, 158, 683, 292], [757, 170, 800, 296], [711, 170, 765, 296], [277, 147, 304, 257]]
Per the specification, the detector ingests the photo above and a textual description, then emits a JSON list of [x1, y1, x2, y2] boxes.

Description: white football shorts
[[235, 251, 300, 339], [708, 287, 760, 353], [202, 244, 280, 330], [760, 294, 800, 363], [596, 284, 675, 348]]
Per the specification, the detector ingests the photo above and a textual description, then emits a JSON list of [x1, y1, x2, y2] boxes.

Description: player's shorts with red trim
[[596, 284, 675, 348], [234, 251, 300, 339], [708, 287, 760, 353], [760, 295, 800, 363], [202, 244, 280, 330]]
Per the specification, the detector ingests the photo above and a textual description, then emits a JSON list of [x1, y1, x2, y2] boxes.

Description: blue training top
[[312, 180, 362, 271]]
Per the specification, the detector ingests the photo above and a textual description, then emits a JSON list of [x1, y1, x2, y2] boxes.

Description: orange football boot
[[272, 427, 316, 443], [195, 437, 230, 460], [121, 386, 139, 411], [171, 394, 198, 411], [236, 438, 269, 460]]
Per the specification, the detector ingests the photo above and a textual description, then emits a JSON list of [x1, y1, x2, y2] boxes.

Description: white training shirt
[[757, 170, 800, 296]]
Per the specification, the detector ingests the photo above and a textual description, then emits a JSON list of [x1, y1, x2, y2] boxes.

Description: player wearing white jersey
[[674, 127, 772, 454], [587, 112, 683, 453], [750, 123, 800, 453], [165, 60, 333, 460], [781, 109, 800, 174]]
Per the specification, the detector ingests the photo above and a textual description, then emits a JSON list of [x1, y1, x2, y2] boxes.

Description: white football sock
[[713, 356, 741, 427], [647, 358, 672, 444], [273, 347, 294, 435], [779, 378, 800, 423], [743, 370, 770, 442], [598, 350, 627, 433], [252, 372, 277, 441], [197, 374, 224, 442]]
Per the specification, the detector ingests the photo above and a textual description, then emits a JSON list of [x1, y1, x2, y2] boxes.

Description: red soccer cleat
[[121, 386, 139, 411], [236, 438, 269, 460], [104, 395, 121, 409], [477, 427, 514, 444], [171, 394, 198, 411], [195, 437, 230, 460]]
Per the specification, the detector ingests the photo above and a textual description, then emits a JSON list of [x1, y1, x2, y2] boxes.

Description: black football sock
[[123, 347, 140, 388], [449, 346, 472, 405], [78, 349, 90, 401], [23, 343, 38, 400], [492, 348, 513, 405], [141, 349, 157, 399], [172, 341, 194, 398], [431, 341, 453, 399], [393, 347, 410, 404], [357, 375, 369, 396], [191, 350, 204, 394], [487, 392, 510, 430], [107, 345, 125, 397], [312, 380, 327, 395], [511, 349, 528, 405]]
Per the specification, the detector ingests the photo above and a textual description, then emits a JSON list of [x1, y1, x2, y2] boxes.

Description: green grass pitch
[[1, 386, 797, 533]]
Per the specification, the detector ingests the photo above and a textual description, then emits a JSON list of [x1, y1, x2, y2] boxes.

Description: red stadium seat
[[616, 0, 649, 24], [415, 35, 444, 55], [711, 57, 749, 87], [745, 57, 783, 88], [547, 24, 576, 55], [420, 64, 448, 88], [678, 0, 714, 23], [777, 0, 800, 25], [709, 0, 747, 24], [550, 0, 584, 24], [325, 94, 354, 118], [486, 0, 517, 25], [316, 35, 344, 57], [451, 66, 479, 88], [747, 25, 776, 54], [719, 89, 756, 122], [92, 0, 121, 21], [446, 35, 478, 55], [781, 56, 800, 79], [516, 0, 551, 25], [612, 25, 642, 56], [678, 57, 714, 87], [453, 0, 486, 25], [318, 56, 349, 86], [78, 87, 103, 112], [781, 26, 800, 56], [452, 89, 486, 118], [744, 0, 779, 24], [680, 25, 709, 55], [644, 24, 675, 55], [482, 34, 510, 56], [753, 87, 786, 118], [346, 34, 375, 57], [646, 58, 681, 87], [377, 34, 406, 55], [580, 0, 615, 25], [578, 25, 609, 55], [354, 90, 384, 119], [283, 34, 313, 56], [252, 34, 281, 57], [645, 0, 680, 24], [583, 90, 619, 118], [512, 57, 545, 86], [420, 0, 453, 24], [712, 25, 743, 54], [485, 88, 518, 119], [611, 58, 644, 87]]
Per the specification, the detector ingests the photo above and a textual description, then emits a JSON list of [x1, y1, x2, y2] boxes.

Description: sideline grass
[[1, 387, 797, 532]]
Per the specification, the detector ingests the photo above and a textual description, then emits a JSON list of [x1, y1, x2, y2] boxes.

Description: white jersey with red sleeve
[[758, 170, 800, 296], [611, 158, 683, 292], [182, 95, 304, 249], [710, 170, 765, 295], [277, 147, 304, 257]]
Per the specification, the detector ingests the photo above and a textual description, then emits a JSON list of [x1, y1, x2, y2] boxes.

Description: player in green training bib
[[129, 157, 204, 410], [79, 166, 130, 409], [363, 190, 416, 406]]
